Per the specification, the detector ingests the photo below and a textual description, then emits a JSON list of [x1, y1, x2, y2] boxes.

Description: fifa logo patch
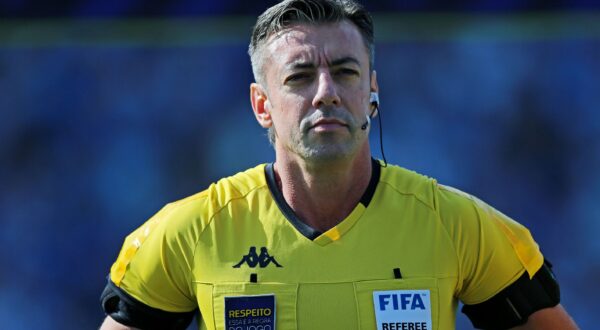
[[378, 293, 426, 311], [233, 247, 283, 268], [373, 290, 432, 330]]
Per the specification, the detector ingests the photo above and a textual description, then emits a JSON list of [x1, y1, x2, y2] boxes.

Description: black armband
[[100, 278, 197, 330], [461, 260, 560, 330]]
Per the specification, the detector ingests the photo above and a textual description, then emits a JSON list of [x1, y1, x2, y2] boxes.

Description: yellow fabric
[[109, 162, 544, 329], [435, 185, 544, 304]]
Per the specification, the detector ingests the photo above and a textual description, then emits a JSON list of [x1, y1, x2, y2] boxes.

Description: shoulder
[[378, 163, 484, 231], [378, 163, 438, 211], [434, 182, 529, 246], [119, 164, 268, 260], [378, 162, 490, 217], [163, 163, 268, 228], [435, 183, 485, 220], [110, 164, 269, 286], [381, 163, 544, 302], [434, 181, 544, 288]]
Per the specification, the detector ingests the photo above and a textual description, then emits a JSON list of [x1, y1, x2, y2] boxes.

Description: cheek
[[267, 87, 314, 129], [278, 96, 310, 122], [342, 90, 369, 114]]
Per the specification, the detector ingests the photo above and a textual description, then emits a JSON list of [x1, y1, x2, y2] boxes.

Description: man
[[100, 0, 578, 329]]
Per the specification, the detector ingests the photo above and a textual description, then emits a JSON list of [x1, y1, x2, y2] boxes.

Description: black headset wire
[[373, 105, 388, 167]]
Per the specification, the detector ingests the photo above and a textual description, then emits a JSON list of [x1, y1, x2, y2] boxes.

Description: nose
[[312, 71, 341, 109]]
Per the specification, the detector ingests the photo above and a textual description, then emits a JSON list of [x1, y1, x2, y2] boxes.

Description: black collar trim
[[360, 158, 381, 207], [264, 158, 381, 241]]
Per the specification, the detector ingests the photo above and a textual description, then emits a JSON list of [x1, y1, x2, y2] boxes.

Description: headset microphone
[[361, 115, 371, 130], [361, 92, 379, 130], [361, 91, 388, 167]]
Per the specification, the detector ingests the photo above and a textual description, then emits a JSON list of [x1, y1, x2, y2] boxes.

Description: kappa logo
[[233, 247, 283, 268]]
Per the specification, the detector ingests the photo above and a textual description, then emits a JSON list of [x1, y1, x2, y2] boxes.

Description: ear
[[370, 70, 379, 94], [250, 83, 273, 128], [370, 70, 380, 116]]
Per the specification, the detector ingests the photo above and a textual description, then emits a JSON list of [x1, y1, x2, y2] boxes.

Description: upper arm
[[511, 304, 578, 330], [101, 197, 210, 328], [109, 202, 199, 310], [100, 316, 140, 330], [436, 184, 568, 328], [101, 278, 197, 330], [436, 184, 544, 303], [461, 260, 562, 329]]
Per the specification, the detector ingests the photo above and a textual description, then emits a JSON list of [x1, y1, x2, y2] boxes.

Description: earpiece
[[362, 92, 380, 130], [367, 91, 388, 167], [370, 92, 379, 108]]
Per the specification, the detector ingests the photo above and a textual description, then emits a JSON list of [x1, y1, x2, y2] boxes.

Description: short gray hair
[[248, 0, 375, 86]]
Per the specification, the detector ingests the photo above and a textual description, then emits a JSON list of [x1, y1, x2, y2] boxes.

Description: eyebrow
[[330, 56, 360, 67], [287, 56, 361, 70]]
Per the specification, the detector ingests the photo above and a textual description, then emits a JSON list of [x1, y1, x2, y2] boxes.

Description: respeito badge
[[225, 294, 276, 330]]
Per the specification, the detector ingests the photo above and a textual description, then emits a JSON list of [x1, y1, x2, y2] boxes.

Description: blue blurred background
[[1, 0, 599, 329]]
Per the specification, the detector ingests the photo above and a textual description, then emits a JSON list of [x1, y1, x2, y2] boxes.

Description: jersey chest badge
[[224, 294, 276, 330], [233, 247, 283, 268], [373, 290, 432, 330]]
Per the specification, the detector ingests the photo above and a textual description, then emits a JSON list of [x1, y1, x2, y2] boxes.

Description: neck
[[273, 145, 373, 233]]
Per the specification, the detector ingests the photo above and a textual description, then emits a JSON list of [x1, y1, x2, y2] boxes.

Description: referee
[[100, 0, 578, 329]]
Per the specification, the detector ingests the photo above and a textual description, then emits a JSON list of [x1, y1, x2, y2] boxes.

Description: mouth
[[309, 118, 348, 131]]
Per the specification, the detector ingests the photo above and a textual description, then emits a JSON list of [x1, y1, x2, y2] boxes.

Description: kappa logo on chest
[[233, 247, 283, 268]]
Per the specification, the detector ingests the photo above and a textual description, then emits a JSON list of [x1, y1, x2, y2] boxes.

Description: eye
[[284, 72, 313, 84], [334, 68, 359, 77]]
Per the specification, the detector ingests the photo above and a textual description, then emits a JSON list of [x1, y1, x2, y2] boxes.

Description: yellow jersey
[[108, 160, 543, 330]]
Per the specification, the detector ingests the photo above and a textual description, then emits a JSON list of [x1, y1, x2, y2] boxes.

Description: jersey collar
[[264, 158, 381, 241]]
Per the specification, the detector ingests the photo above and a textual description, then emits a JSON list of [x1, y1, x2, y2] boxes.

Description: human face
[[251, 21, 378, 163]]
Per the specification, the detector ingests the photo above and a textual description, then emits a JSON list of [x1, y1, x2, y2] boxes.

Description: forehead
[[264, 20, 369, 69]]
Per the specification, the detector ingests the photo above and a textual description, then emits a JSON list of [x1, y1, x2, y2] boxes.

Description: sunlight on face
[[262, 21, 374, 163]]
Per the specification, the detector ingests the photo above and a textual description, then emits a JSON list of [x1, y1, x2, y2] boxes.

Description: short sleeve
[[436, 184, 545, 305], [109, 195, 207, 313]]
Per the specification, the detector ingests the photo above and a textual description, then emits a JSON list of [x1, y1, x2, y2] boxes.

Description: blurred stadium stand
[[0, 0, 598, 329]]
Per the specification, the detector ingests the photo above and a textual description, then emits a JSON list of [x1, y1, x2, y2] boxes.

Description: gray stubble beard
[[273, 107, 366, 163]]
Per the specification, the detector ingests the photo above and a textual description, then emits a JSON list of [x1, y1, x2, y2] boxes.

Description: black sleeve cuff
[[461, 260, 560, 330], [100, 278, 197, 330]]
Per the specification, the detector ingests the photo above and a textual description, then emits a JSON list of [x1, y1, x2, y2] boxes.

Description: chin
[[299, 144, 357, 162]]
